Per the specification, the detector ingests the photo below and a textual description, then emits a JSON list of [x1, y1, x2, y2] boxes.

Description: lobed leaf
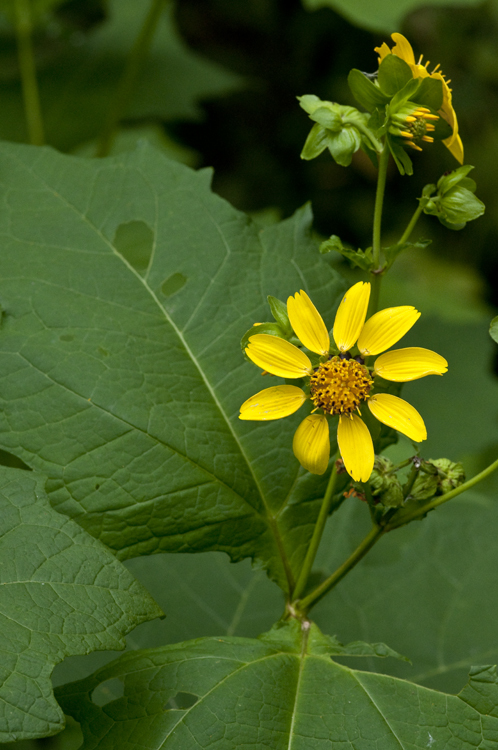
[[56, 620, 498, 749], [0, 467, 163, 742], [0, 141, 345, 592]]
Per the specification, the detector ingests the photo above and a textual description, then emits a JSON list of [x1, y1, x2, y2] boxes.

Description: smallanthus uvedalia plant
[[0, 11, 497, 750]]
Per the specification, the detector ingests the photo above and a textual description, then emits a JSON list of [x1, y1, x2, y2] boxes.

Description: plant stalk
[[96, 0, 166, 157], [386, 456, 498, 530], [368, 144, 390, 316], [397, 202, 423, 246], [291, 461, 338, 602], [297, 524, 383, 613], [15, 0, 44, 145]]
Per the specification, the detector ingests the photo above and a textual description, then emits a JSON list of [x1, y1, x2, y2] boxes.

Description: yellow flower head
[[375, 33, 463, 164], [240, 283, 447, 482]]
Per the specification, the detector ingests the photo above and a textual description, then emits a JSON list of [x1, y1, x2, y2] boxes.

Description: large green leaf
[[0, 0, 243, 152], [0, 141, 344, 591], [56, 620, 498, 749], [0, 467, 163, 743], [302, 0, 485, 33]]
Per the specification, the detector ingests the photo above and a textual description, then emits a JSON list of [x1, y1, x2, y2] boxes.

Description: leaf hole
[[91, 678, 124, 707], [98, 347, 109, 357], [114, 220, 154, 275], [0, 449, 31, 471], [95, 483, 100, 490], [59, 334, 74, 342], [161, 273, 187, 297], [164, 692, 198, 711]]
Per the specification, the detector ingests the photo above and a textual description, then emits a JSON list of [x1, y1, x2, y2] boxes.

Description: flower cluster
[[240, 283, 447, 482]]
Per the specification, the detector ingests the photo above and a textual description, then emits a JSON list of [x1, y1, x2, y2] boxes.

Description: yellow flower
[[375, 33, 463, 164], [239, 283, 447, 482]]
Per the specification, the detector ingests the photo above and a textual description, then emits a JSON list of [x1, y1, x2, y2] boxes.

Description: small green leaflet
[[490, 316, 498, 344], [0, 467, 163, 742], [56, 620, 498, 749]]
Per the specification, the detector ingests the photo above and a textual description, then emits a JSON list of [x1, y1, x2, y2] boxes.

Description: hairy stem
[[291, 461, 338, 601], [387, 456, 498, 530], [96, 0, 166, 157], [15, 0, 44, 145], [297, 524, 383, 612], [368, 144, 390, 316]]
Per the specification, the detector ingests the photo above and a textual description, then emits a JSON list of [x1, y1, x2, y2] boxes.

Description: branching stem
[[15, 0, 44, 145], [96, 0, 167, 157], [397, 203, 423, 246]]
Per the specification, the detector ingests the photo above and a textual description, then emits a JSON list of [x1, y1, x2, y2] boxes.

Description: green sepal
[[240, 322, 287, 353], [389, 78, 421, 110], [301, 122, 328, 160], [267, 295, 292, 334], [378, 55, 413, 96], [490, 316, 498, 345], [437, 164, 475, 194], [421, 166, 485, 229], [387, 135, 413, 176], [320, 235, 373, 271], [383, 237, 431, 271], [347, 69, 390, 112], [327, 127, 362, 166], [415, 76, 444, 111]]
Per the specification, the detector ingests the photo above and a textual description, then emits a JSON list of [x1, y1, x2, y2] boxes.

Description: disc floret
[[310, 357, 373, 415]]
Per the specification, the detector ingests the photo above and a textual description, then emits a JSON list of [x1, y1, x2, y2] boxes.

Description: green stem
[[291, 461, 338, 602], [397, 202, 423, 246], [387, 456, 498, 530], [297, 524, 383, 613], [15, 0, 44, 145], [368, 144, 390, 316], [96, 0, 166, 157]]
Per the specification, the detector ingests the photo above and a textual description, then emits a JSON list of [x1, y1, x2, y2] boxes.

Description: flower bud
[[370, 456, 404, 507], [420, 166, 485, 230], [409, 461, 438, 501], [430, 458, 466, 494]]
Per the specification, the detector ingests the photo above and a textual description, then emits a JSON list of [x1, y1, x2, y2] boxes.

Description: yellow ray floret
[[337, 414, 374, 482], [333, 281, 371, 352], [367, 393, 427, 442], [239, 385, 308, 420], [293, 414, 330, 475], [245, 334, 312, 378], [373, 347, 448, 382], [287, 290, 330, 355], [357, 306, 420, 357]]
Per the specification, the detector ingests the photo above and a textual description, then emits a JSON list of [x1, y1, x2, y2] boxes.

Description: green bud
[[409, 461, 439, 501], [370, 456, 404, 507], [421, 166, 485, 230], [430, 458, 466, 494], [267, 296, 292, 335]]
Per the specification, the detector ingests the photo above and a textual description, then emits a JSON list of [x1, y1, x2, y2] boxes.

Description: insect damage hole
[[114, 220, 154, 275]]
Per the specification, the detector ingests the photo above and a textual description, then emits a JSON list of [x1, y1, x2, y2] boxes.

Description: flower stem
[[386, 456, 498, 530], [15, 0, 44, 145], [291, 461, 338, 602], [297, 523, 383, 613], [369, 144, 390, 316], [96, 0, 167, 157], [397, 202, 423, 246]]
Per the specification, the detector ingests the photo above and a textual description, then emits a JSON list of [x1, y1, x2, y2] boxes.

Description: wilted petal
[[374, 347, 448, 382], [368, 393, 427, 442], [287, 290, 330, 355], [246, 334, 312, 378], [357, 306, 420, 357], [239, 385, 307, 421], [333, 282, 371, 353], [337, 414, 374, 482], [293, 414, 330, 475]]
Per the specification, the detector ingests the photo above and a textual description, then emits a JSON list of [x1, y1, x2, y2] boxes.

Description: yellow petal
[[292, 414, 330, 475], [444, 132, 464, 164], [374, 347, 448, 382], [357, 306, 420, 357], [239, 385, 307, 421], [390, 33, 416, 67], [245, 334, 312, 378], [368, 393, 427, 442], [287, 290, 330, 355], [332, 282, 371, 353], [374, 42, 391, 62], [337, 414, 374, 482]]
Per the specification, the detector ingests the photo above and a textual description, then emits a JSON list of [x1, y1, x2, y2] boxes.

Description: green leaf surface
[[377, 54, 412, 96], [0, 141, 345, 591], [56, 620, 498, 749], [302, 0, 485, 33], [0, 0, 243, 152], [490, 316, 498, 343], [0, 467, 163, 743], [347, 69, 390, 112]]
